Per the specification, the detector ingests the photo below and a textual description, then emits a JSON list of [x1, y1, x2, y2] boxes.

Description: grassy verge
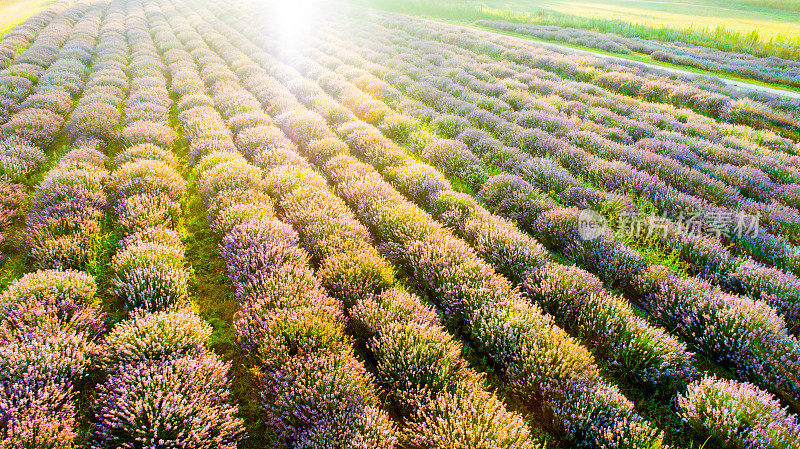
[[0, 0, 56, 37], [347, 0, 800, 59], [459, 20, 800, 96]]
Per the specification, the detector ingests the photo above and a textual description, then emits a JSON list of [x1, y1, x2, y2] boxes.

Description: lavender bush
[[92, 353, 244, 449]]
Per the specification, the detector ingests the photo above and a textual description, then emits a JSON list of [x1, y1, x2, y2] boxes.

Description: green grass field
[[495, 0, 800, 44], [461, 19, 800, 95], [0, 0, 55, 37], [358, 0, 800, 58]]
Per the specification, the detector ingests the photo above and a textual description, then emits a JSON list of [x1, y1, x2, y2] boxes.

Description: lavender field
[[1, 0, 799, 448]]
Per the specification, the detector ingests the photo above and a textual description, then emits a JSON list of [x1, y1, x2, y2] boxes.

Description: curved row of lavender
[[1, 0, 243, 446], [0, 0, 798, 447], [198, 0, 800, 444], [150, 2, 398, 445], [173, 0, 668, 446], [305, 4, 800, 415], [90, 2, 243, 446], [477, 20, 800, 90], [2, 1, 120, 444]]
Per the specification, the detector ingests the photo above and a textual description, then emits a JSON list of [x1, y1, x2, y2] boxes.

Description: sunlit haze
[[262, 0, 320, 52], [1, 0, 798, 447]]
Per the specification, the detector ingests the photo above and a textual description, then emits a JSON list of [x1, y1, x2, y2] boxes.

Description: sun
[[261, 0, 321, 53]]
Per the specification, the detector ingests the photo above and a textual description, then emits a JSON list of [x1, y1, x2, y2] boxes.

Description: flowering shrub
[[110, 239, 189, 311], [429, 190, 549, 283], [207, 188, 272, 222], [633, 265, 800, 405], [92, 353, 244, 449], [24, 140, 108, 270], [0, 177, 25, 230], [235, 124, 296, 160], [0, 136, 47, 180], [0, 269, 98, 326], [227, 110, 272, 134], [66, 102, 121, 142], [211, 202, 273, 236], [26, 227, 99, 271], [0, 326, 96, 387], [0, 376, 76, 449], [349, 289, 441, 340], [101, 309, 212, 370], [275, 109, 333, 146], [383, 161, 450, 207], [261, 350, 396, 447], [115, 193, 181, 234], [678, 376, 800, 448], [422, 139, 488, 192], [196, 154, 263, 201], [1, 108, 64, 147], [406, 387, 539, 449], [728, 259, 800, 333], [119, 120, 178, 148], [370, 320, 469, 411], [108, 159, 186, 203], [317, 249, 396, 308], [118, 226, 182, 252]]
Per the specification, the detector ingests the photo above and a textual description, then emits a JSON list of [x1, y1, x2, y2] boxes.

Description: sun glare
[[265, 0, 320, 52]]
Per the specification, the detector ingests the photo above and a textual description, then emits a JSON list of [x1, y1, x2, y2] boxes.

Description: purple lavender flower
[[91, 353, 244, 449]]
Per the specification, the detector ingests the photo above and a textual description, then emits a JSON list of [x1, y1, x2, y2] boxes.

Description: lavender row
[[320, 21, 793, 284], [149, 2, 398, 444], [0, 0, 95, 124], [381, 14, 800, 142], [21, 1, 129, 273], [0, 6, 125, 443], [189, 3, 664, 445], [90, 2, 243, 446], [260, 35, 698, 392], [106, 2, 185, 313], [478, 20, 800, 89], [305, 32, 800, 407], [325, 18, 800, 249]]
